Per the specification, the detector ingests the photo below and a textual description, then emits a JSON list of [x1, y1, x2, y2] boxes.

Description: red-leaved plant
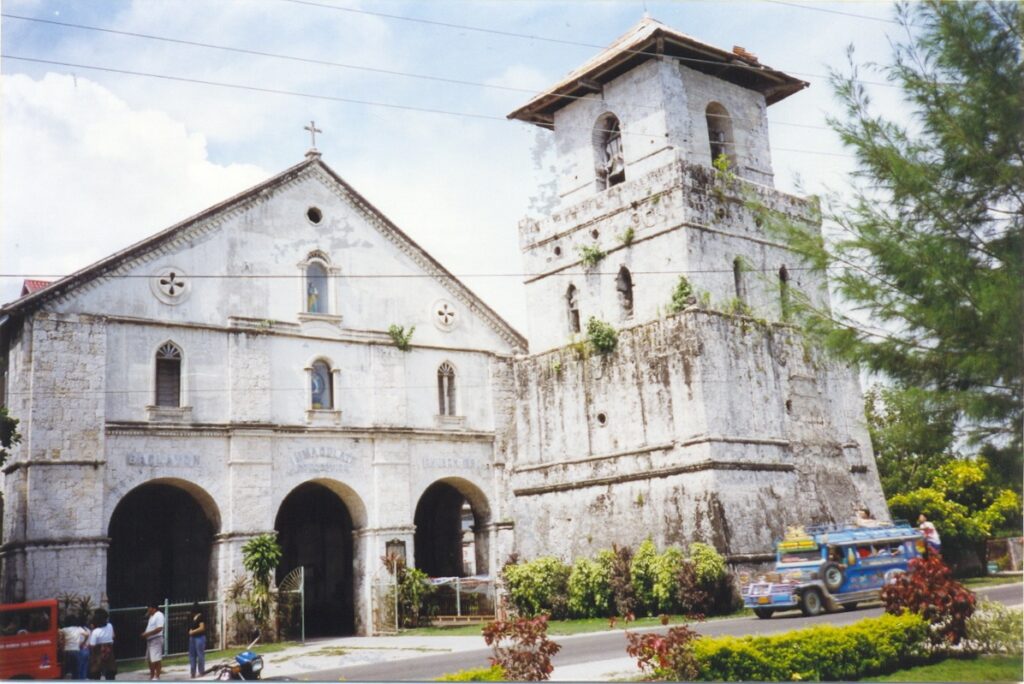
[[625, 625, 700, 681], [881, 553, 976, 645], [482, 615, 562, 681]]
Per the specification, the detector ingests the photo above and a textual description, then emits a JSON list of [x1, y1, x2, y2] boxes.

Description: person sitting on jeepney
[[854, 508, 885, 528]]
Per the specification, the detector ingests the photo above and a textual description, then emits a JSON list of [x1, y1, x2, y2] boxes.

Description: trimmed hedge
[[435, 666, 505, 681], [692, 613, 928, 681]]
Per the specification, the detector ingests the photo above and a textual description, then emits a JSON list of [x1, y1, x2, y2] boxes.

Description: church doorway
[[274, 481, 357, 636], [414, 479, 490, 578], [107, 480, 219, 607]]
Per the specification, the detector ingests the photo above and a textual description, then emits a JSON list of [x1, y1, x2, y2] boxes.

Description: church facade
[[0, 19, 887, 635]]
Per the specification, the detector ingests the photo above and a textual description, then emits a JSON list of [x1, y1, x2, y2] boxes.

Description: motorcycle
[[207, 635, 264, 680]]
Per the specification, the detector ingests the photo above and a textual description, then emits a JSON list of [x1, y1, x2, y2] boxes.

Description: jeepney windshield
[[779, 549, 821, 564]]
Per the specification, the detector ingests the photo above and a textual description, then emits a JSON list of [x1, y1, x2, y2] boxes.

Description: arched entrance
[[107, 480, 219, 606], [275, 481, 361, 636], [414, 479, 490, 577]]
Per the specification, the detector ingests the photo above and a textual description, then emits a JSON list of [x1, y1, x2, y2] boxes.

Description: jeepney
[[741, 522, 925, 618]]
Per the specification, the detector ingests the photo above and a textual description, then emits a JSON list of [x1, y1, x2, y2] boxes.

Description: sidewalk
[[155, 634, 486, 681]]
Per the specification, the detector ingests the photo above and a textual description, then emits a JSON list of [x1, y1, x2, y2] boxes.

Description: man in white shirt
[[142, 603, 165, 680]]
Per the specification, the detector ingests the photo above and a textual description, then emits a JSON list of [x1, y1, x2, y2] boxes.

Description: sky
[[0, 0, 911, 331]]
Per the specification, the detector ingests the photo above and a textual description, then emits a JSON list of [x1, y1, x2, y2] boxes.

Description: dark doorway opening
[[275, 482, 354, 636], [107, 482, 216, 607], [414, 481, 486, 578]]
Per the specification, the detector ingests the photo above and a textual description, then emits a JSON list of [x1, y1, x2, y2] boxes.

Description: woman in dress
[[87, 609, 116, 680]]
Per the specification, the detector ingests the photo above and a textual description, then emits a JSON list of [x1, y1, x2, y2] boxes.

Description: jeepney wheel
[[842, 602, 859, 611], [800, 588, 824, 616], [822, 562, 844, 592], [753, 607, 775, 619]]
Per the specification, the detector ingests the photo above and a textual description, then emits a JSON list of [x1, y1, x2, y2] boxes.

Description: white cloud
[[1, 72, 268, 303]]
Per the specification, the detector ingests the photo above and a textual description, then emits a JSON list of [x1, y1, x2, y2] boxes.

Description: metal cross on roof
[[304, 120, 322, 149]]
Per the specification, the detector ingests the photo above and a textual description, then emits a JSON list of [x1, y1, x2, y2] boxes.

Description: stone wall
[[505, 310, 887, 562]]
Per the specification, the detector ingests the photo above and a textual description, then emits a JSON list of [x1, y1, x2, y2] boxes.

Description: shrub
[[630, 539, 659, 616], [881, 553, 976, 645], [567, 557, 612, 618], [668, 276, 694, 314], [578, 244, 607, 268], [387, 324, 415, 351], [651, 547, 685, 615], [607, 544, 637, 618], [242, 533, 282, 627], [502, 557, 571, 619], [674, 560, 711, 617], [626, 624, 700, 681], [585, 317, 618, 354], [482, 615, 562, 681], [965, 600, 1023, 655], [397, 563, 435, 628], [689, 543, 726, 585], [691, 613, 928, 681], [435, 665, 506, 681]]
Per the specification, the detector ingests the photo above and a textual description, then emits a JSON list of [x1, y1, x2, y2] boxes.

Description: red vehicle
[[0, 599, 60, 679]]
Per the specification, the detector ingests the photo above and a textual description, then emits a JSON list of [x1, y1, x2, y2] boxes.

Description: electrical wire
[[2, 54, 859, 158]]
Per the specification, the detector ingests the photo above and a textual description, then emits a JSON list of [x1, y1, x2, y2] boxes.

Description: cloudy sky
[[1, 0, 910, 330]]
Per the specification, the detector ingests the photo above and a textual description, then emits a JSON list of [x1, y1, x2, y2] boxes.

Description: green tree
[[0, 407, 21, 468], [864, 385, 956, 496], [242, 533, 283, 627], [888, 459, 1020, 571], [768, 1, 1023, 454]]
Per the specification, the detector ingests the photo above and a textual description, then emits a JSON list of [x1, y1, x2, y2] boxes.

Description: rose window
[[433, 300, 458, 331]]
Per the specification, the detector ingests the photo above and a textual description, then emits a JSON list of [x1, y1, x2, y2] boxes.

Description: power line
[[1, 266, 821, 281], [2, 54, 858, 158], [761, 0, 901, 26], [1, 11, 839, 133], [273, 0, 907, 89]]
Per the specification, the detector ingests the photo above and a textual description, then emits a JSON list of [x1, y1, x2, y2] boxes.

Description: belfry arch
[[414, 478, 491, 578], [274, 480, 366, 637], [107, 479, 220, 606]]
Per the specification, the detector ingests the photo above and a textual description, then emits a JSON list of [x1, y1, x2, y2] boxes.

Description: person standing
[[187, 603, 206, 679], [141, 603, 165, 681], [918, 513, 942, 555], [86, 609, 116, 680], [60, 618, 88, 679]]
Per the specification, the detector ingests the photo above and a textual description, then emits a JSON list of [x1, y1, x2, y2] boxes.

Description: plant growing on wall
[[585, 317, 618, 354], [618, 227, 636, 246], [668, 276, 695, 314], [242, 533, 283, 628], [578, 244, 607, 268], [388, 324, 415, 351]]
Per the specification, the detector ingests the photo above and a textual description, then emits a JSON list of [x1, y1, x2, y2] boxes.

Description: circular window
[[306, 207, 323, 224], [554, 246, 562, 257], [596, 412, 608, 426], [150, 267, 191, 305], [591, 229, 600, 239], [432, 299, 459, 332]]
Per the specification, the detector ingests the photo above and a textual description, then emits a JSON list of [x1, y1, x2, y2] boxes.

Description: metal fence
[[109, 599, 222, 662], [423, 577, 495, 623]]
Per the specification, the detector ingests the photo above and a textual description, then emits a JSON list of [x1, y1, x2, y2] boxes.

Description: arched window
[[733, 258, 746, 304], [306, 262, 329, 314], [705, 102, 735, 167], [155, 342, 182, 407], [594, 114, 625, 190], [566, 285, 581, 333], [779, 266, 790, 321], [311, 359, 333, 409], [616, 267, 634, 317], [437, 362, 456, 416]]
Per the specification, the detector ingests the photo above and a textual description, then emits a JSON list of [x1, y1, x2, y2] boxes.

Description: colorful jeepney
[[741, 522, 925, 618]]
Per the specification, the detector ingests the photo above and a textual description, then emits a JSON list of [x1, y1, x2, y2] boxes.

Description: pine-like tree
[[772, 1, 1022, 453]]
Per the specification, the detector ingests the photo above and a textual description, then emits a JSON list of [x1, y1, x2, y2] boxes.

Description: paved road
[[299, 583, 1022, 681]]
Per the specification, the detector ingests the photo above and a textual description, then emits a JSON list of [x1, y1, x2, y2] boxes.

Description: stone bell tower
[[508, 16, 823, 353], [501, 18, 889, 562]]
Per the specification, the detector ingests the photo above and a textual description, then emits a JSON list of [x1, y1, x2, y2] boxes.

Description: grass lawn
[[118, 640, 300, 673], [963, 575, 1023, 589], [400, 610, 752, 637], [862, 655, 1023, 682]]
